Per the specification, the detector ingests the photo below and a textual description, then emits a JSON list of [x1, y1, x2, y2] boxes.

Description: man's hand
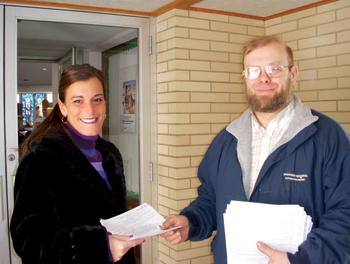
[[257, 241, 290, 264], [160, 215, 189, 245]]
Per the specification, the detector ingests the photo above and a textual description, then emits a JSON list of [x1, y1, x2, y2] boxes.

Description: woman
[[10, 64, 144, 263], [122, 85, 135, 114]]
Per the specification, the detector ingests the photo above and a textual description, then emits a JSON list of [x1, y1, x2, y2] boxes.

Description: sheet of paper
[[100, 203, 181, 240], [224, 201, 313, 264]]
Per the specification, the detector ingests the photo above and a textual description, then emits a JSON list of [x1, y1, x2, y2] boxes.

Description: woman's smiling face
[[58, 77, 106, 136]]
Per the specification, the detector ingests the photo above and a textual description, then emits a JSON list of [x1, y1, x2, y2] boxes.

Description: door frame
[[4, 5, 156, 263]]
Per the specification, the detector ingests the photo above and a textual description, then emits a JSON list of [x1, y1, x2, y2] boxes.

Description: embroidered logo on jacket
[[283, 173, 308, 181]]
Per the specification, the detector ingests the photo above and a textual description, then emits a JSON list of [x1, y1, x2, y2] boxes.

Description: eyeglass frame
[[242, 63, 294, 80]]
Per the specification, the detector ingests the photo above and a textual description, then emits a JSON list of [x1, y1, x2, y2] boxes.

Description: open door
[[4, 5, 156, 263]]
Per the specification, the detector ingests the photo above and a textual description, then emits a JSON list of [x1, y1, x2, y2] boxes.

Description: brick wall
[[156, 0, 350, 263]]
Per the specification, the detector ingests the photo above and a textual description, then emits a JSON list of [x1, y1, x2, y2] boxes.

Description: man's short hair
[[242, 36, 294, 68]]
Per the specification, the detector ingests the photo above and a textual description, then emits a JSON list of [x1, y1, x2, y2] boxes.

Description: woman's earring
[[62, 116, 68, 124]]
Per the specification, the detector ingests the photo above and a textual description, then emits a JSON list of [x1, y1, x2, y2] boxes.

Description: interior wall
[[155, 0, 350, 262]]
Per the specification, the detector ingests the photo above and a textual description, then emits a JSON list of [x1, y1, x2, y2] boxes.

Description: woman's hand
[[108, 234, 145, 262]]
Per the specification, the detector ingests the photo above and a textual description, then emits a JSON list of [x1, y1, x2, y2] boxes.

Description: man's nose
[[259, 68, 271, 83]]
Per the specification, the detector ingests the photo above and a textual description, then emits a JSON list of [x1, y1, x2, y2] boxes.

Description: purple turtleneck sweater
[[66, 123, 111, 189]]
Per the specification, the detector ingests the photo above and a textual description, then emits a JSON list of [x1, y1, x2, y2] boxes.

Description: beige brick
[[169, 124, 211, 134], [158, 205, 170, 217], [325, 112, 350, 123], [318, 19, 350, 35], [158, 155, 190, 167], [168, 60, 210, 71], [299, 79, 337, 91], [230, 53, 243, 63], [339, 77, 350, 88], [158, 82, 168, 93], [318, 43, 350, 57], [297, 70, 317, 81], [191, 92, 229, 103], [230, 113, 243, 121], [191, 255, 213, 264], [191, 71, 230, 82], [298, 11, 335, 29], [286, 40, 298, 51], [298, 56, 336, 70], [212, 83, 244, 93], [339, 100, 350, 111], [282, 27, 316, 42], [341, 124, 350, 135], [157, 62, 168, 73], [169, 167, 198, 179], [190, 50, 229, 62], [337, 6, 350, 20], [158, 165, 169, 177], [210, 21, 246, 34], [159, 175, 191, 189], [190, 29, 228, 42], [157, 41, 168, 52], [158, 113, 190, 124], [210, 41, 243, 53], [157, 27, 189, 42], [282, 8, 317, 22], [157, 20, 168, 33], [159, 196, 191, 211], [159, 185, 170, 197], [211, 123, 229, 133], [294, 91, 318, 101], [158, 135, 190, 146], [229, 16, 264, 27], [158, 144, 169, 155], [158, 71, 190, 83], [191, 237, 213, 248], [191, 134, 215, 145], [337, 30, 350, 42], [159, 241, 170, 255], [304, 101, 337, 111], [191, 177, 201, 188], [168, 103, 210, 113], [169, 145, 208, 157], [266, 21, 297, 35], [157, 10, 176, 23], [170, 246, 212, 260], [264, 17, 282, 27], [230, 93, 246, 103], [318, 66, 350, 78], [298, 34, 336, 49], [337, 53, 350, 66], [211, 62, 241, 73], [160, 237, 191, 250], [230, 73, 245, 83], [248, 26, 265, 36], [229, 34, 254, 44], [158, 124, 169, 134], [211, 103, 248, 113], [158, 49, 189, 63], [318, 0, 350, 13], [319, 89, 350, 100], [190, 10, 228, 22], [293, 48, 316, 61], [191, 113, 230, 123], [168, 38, 209, 50], [169, 188, 198, 199], [169, 81, 211, 92], [158, 104, 169, 113], [168, 16, 209, 29]]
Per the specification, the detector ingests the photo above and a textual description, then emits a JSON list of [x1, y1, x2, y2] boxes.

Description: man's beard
[[245, 78, 293, 113]]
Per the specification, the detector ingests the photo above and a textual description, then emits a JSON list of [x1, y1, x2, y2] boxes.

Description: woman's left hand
[[108, 234, 145, 262]]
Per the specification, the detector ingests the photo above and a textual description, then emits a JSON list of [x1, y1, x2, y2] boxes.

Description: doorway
[[3, 5, 155, 264]]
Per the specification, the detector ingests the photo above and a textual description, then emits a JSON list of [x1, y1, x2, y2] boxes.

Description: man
[[161, 36, 350, 264]]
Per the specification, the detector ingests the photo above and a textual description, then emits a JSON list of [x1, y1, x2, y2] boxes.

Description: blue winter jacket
[[181, 96, 350, 264]]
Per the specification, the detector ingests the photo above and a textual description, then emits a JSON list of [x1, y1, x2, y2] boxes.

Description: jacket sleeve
[[10, 149, 111, 264], [298, 123, 350, 264]]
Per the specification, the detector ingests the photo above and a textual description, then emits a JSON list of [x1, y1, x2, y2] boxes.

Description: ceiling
[[17, 0, 329, 87]]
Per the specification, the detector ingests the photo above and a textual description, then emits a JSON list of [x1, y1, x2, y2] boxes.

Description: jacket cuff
[[179, 211, 201, 239], [105, 232, 113, 263], [287, 248, 311, 264]]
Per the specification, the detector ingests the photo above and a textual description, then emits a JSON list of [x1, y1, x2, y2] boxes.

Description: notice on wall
[[120, 80, 136, 133]]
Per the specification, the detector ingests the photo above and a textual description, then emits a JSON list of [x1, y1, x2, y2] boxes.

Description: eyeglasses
[[242, 63, 293, 80]]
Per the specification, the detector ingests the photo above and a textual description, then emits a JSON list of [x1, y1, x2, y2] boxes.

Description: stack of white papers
[[224, 201, 313, 264], [100, 203, 180, 240]]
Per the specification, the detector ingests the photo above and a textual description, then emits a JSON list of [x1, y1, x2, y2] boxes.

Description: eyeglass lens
[[244, 64, 285, 80]]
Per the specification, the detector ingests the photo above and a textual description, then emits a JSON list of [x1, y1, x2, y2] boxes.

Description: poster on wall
[[120, 80, 136, 133]]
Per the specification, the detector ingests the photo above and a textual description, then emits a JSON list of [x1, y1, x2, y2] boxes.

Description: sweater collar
[[66, 122, 98, 150]]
